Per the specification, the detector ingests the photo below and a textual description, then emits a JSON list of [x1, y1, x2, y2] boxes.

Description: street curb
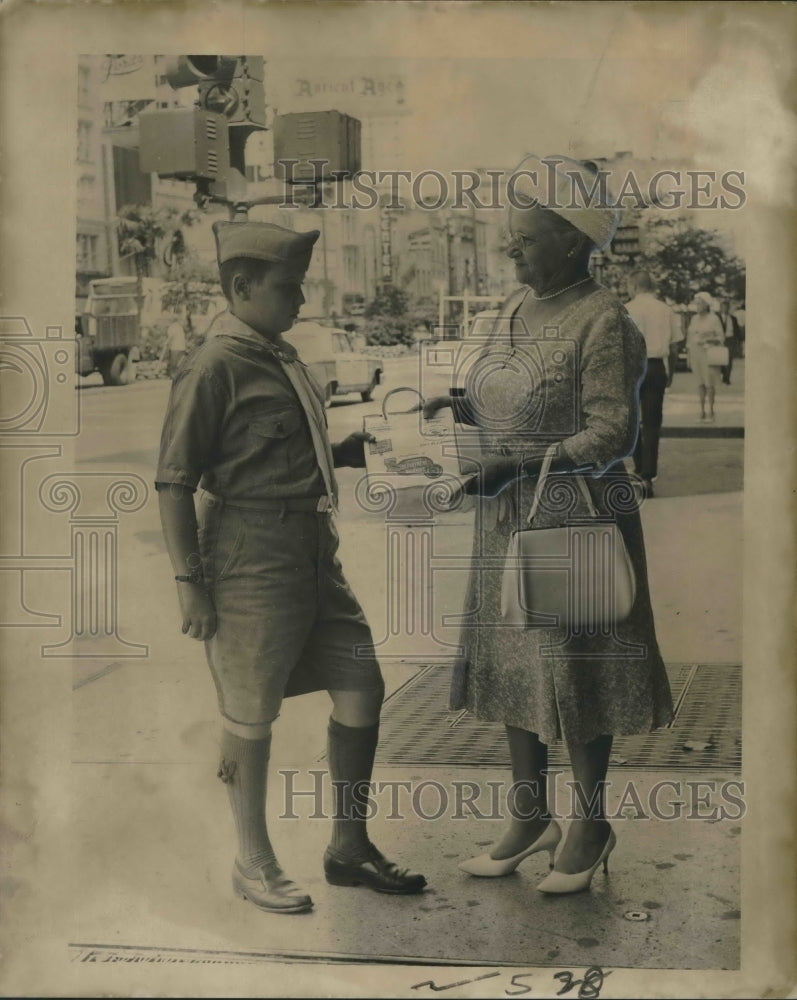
[[661, 426, 744, 438]]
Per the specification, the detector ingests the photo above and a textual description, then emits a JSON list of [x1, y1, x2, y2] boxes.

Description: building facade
[[76, 57, 119, 312]]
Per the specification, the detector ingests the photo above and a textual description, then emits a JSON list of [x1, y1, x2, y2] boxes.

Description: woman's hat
[[691, 290, 716, 309], [508, 154, 621, 251]]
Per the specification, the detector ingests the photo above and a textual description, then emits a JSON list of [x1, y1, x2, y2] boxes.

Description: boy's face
[[235, 263, 306, 338]]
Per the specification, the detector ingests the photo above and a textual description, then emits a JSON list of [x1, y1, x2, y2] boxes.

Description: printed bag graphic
[[363, 387, 466, 512]]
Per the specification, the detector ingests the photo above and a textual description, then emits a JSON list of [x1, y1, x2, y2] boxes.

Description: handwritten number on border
[[554, 966, 609, 998], [504, 972, 534, 995]]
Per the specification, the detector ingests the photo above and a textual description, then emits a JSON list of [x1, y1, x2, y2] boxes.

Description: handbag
[[501, 445, 637, 629], [705, 344, 730, 367]]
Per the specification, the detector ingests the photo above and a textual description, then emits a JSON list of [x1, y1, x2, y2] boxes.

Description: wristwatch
[[175, 570, 204, 584]]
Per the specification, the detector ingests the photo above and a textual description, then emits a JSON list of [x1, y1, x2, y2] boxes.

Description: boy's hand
[[332, 431, 376, 468], [177, 582, 217, 640]]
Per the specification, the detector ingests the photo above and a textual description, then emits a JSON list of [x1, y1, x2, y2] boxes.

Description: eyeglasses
[[507, 231, 537, 250]]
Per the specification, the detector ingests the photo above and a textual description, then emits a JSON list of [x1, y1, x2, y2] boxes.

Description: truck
[[76, 276, 142, 386], [283, 321, 383, 405]]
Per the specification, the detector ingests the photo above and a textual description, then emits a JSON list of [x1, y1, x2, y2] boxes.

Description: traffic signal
[[273, 110, 361, 183], [139, 108, 229, 180], [139, 55, 266, 196], [163, 56, 236, 89], [163, 56, 266, 128]]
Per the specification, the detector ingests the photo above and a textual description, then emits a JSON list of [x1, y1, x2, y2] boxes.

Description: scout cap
[[212, 221, 321, 272]]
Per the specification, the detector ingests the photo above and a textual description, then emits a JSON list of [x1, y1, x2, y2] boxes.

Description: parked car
[[284, 321, 384, 404]]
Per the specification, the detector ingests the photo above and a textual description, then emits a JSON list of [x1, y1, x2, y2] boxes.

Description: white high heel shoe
[[458, 820, 562, 877], [536, 826, 616, 895]]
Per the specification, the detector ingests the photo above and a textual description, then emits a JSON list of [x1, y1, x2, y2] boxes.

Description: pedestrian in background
[[156, 221, 426, 918], [625, 269, 683, 498], [159, 311, 187, 378], [734, 303, 746, 354], [687, 292, 725, 422], [716, 297, 741, 385]]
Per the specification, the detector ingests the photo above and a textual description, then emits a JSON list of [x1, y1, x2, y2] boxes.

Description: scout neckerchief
[[280, 359, 339, 511]]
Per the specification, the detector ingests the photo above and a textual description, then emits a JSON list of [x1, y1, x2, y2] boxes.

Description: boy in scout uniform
[[156, 221, 426, 914]]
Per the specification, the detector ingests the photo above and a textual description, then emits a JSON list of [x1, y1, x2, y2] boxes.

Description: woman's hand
[[461, 456, 520, 497], [419, 395, 453, 420], [177, 581, 217, 640], [461, 452, 564, 498]]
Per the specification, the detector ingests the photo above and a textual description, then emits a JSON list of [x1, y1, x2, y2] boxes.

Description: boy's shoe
[[323, 844, 427, 894], [232, 860, 313, 913]]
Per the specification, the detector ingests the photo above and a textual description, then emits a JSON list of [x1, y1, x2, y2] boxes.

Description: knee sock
[[326, 718, 379, 861], [218, 728, 277, 876]]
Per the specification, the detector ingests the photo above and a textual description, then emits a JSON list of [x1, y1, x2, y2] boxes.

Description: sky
[[265, 55, 697, 172], [261, 53, 751, 255], [95, 38, 769, 258]]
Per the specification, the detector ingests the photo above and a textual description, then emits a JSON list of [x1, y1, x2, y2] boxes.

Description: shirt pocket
[[248, 406, 303, 441]]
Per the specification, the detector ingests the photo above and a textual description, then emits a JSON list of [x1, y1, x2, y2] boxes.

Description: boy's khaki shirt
[[156, 311, 327, 501]]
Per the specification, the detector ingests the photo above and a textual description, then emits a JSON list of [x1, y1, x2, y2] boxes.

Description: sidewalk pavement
[[661, 361, 744, 436], [67, 431, 743, 976]]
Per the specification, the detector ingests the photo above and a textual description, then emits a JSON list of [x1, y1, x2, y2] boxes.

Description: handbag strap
[[526, 443, 597, 525]]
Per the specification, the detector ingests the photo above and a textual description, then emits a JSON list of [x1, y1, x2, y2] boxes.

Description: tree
[[405, 295, 438, 335], [160, 251, 223, 347], [117, 204, 199, 279], [363, 284, 414, 347], [365, 284, 409, 318], [640, 221, 746, 306], [365, 317, 415, 348]]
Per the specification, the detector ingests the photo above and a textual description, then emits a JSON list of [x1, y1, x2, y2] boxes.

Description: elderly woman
[[687, 292, 725, 421], [424, 157, 673, 894]]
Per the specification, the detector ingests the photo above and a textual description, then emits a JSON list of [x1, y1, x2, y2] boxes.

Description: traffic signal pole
[[196, 185, 325, 221]]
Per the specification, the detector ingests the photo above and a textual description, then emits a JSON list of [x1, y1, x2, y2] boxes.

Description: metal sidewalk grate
[[370, 663, 741, 772]]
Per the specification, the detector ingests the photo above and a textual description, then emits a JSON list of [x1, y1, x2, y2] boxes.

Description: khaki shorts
[[197, 491, 383, 726]]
